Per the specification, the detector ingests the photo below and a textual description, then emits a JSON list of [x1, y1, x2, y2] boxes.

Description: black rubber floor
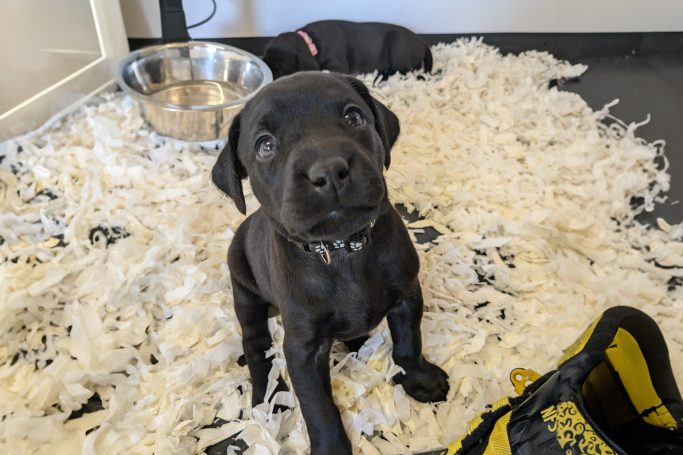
[[426, 34, 683, 225], [563, 53, 683, 225], [392, 50, 683, 246]]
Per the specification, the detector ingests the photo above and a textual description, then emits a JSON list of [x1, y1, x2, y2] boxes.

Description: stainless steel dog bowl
[[117, 42, 272, 142]]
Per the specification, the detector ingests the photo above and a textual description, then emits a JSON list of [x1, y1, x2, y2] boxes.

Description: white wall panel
[[121, 0, 683, 38]]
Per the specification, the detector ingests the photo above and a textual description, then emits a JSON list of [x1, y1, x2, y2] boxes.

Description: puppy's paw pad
[[393, 360, 449, 403]]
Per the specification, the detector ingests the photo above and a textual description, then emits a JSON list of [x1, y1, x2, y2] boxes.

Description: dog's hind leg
[[387, 281, 450, 403], [386, 30, 428, 75], [233, 279, 288, 407]]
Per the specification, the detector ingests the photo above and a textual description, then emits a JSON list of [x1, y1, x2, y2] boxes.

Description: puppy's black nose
[[308, 157, 350, 192]]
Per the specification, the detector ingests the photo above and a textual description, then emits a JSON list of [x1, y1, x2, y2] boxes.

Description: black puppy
[[262, 20, 432, 79], [212, 72, 449, 454]]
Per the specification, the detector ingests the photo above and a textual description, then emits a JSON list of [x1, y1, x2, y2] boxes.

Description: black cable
[[187, 0, 217, 29], [159, 0, 190, 42]]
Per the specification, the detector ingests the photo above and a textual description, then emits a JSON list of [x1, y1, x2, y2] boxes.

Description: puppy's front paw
[[393, 359, 449, 403]]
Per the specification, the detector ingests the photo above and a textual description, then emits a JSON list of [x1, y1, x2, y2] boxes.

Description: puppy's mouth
[[294, 206, 380, 242]]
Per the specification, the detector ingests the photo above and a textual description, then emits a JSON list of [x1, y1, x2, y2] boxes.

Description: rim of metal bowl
[[116, 41, 272, 112]]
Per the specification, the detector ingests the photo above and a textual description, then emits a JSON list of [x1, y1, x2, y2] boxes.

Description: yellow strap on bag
[[482, 411, 512, 455]]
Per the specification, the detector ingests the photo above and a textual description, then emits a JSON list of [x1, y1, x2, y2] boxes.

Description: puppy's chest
[[299, 266, 396, 339]]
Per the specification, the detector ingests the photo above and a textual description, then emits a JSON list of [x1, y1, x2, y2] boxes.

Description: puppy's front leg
[[388, 281, 450, 402], [283, 332, 351, 455], [233, 280, 286, 407]]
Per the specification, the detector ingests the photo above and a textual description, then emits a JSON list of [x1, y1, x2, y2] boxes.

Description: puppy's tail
[[423, 47, 433, 73]]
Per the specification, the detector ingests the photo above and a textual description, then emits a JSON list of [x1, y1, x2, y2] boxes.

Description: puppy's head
[[262, 32, 320, 79], [212, 72, 400, 242]]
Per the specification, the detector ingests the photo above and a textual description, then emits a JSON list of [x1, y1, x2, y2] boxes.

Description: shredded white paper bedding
[[1, 39, 681, 454]]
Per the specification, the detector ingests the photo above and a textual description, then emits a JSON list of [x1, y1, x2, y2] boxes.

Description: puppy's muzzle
[[280, 142, 385, 241]]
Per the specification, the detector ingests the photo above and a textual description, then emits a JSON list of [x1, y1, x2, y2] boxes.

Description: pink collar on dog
[[296, 30, 318, 57]]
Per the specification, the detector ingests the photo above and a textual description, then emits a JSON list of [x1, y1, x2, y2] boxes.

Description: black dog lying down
[[262, 20, 432, 79], [212, 72, 449, 454]]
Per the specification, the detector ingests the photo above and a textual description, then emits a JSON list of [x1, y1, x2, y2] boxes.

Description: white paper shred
[[0, 39, 681, 454]]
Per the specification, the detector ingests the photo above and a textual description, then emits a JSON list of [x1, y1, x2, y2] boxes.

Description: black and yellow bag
[[422, 306, 683, 455]]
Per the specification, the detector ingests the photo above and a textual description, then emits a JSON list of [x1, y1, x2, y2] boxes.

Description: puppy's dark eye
[[256, 135, 277, 161], [344, 107, 365, 128]]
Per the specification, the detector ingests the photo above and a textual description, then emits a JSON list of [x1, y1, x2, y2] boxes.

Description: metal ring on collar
[[320, 244, 332, 265]]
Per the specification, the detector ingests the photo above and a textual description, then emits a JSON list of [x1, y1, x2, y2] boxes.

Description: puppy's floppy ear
[[212, 113, 247, 214], [346, 77, 400, 169]]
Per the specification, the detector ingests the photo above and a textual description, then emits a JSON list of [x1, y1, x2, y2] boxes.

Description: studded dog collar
[[291, 221, 375, 265]]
